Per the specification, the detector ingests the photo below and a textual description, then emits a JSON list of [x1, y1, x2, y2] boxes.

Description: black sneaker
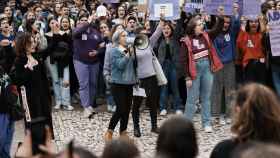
[[151, 127, 159, 134], [134, 128, 141, 137]]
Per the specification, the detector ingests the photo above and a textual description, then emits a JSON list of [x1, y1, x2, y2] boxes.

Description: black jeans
[[132, 76, 159, 129], [108, 84, 133, 132], [244, 60, 267, 85]]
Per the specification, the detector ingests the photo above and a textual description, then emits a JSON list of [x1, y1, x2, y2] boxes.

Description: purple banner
[[204, 0, 235, 15], [103, 0, 120, 4], [242, 0, 262, 18], [184, 2, 203, 13]]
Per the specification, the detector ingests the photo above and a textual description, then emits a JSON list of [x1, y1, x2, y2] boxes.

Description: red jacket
[[182, 32, 223, 80]]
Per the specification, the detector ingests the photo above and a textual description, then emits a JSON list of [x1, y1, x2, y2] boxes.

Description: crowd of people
[[1, 0, 280, 157]]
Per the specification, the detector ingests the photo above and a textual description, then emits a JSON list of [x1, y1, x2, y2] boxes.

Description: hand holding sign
[[149, 0, 180, 21]]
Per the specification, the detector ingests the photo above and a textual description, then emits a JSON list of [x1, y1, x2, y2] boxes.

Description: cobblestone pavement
[[12, 108, 233, 158]]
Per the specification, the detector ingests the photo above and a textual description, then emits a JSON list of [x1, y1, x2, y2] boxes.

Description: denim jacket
[[110, 47, 136, 85]]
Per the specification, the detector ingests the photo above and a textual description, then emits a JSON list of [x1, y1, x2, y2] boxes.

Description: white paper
[[154, 3, 173, 18], [82, 34, 87, 40], [133, 87, 147, 97]]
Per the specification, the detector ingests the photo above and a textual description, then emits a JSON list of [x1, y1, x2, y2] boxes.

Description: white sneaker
[[107, 105, 112, 112], [219, 116, 226, 125], [226, 118, 232, 124], [54, 104, 61, 110], [204, 125, 213, 133], [64, 105, 74, 111], [160, 109, 167, 116], [111, 106, 116, 112], [175, 110, 183, 115], [83, 107, 93, 118]]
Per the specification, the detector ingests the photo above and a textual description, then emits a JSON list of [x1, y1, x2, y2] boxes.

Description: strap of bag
[[20, 86, 31, 122], [132, 46, 140, 86]]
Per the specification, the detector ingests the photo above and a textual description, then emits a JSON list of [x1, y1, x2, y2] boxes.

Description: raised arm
[[149, 20, 164, 48], [207, 15, 224, 40]]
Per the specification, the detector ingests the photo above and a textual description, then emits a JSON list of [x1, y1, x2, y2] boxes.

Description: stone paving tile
[[50, 110, 232, 158], [11, 106, 232, 158]]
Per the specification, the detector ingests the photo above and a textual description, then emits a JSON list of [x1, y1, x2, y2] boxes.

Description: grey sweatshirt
[[136, 25, 162, 79]]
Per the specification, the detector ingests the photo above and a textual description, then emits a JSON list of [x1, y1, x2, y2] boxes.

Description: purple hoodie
[[72, 23, 102, 64]]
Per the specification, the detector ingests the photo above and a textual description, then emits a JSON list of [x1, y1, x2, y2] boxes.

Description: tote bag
[[152, 54, 167, 86]]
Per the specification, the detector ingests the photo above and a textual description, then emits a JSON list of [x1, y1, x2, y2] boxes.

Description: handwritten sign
[[267, 10, 280, 56]]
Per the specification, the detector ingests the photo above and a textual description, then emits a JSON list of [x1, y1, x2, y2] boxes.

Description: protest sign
[[242, 0, 262, 19], [103, 0, 120, 3], [148, 0, 180, 20], [184, 2, 203, 13], [204, 0, 234, 15], [267, 10, 280, 56]]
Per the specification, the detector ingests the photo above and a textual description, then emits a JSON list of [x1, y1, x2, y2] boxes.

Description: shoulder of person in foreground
[[210, 139, 238, 158]]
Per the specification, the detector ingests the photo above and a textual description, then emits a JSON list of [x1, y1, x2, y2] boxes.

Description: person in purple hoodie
[[72, 12, 103, 118]]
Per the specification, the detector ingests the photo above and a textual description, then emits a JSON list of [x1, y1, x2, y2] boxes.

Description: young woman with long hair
[[182, 15, 224, 132], [14, 32, 53, 154], [236, 16, 266, 84], [210, 83, 280, 158], [45, 17, 73, 110]]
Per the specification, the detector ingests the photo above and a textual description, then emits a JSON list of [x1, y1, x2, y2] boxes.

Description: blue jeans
[[184, 58, 213, 127], [46, 58, 71, 106], [160, 60, 181, 111], [0, 114, 14, 158], [272, 64, 280, 96], [105, 80, 116, 107]]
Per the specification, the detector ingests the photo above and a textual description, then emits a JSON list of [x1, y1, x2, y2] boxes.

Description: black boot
[[150, 109, 159, 134], [151, 127, 159, 134], [132, 101, 141, 137], [134, 127, 141, 137]]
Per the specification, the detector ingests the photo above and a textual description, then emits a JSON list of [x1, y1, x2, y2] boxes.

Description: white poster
[[154, 3, 174, 18], [148, 0, 180, 20]]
